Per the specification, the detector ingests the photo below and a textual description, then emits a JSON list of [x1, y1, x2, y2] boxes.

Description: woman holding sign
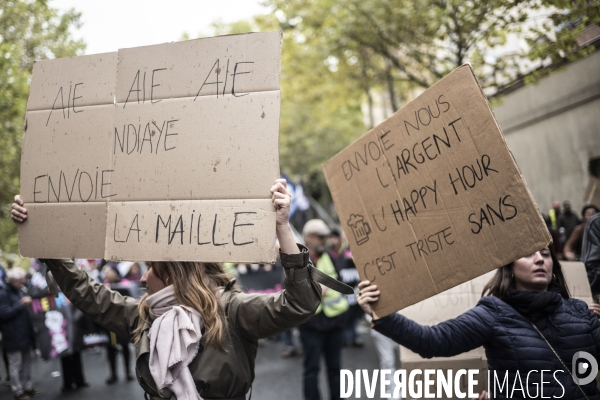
[[357, 247, 600, 400], [12, 179, 350, 400]]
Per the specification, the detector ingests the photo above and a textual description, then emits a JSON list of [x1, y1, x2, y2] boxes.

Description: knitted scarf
[[503, 286, 563, 316], [146, 285, 204, 400]]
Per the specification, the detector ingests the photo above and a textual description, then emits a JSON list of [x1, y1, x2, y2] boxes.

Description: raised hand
[[357, 280, 380, 318], [270, 179, 299, 255], [271, 179, 292, 226], [11, 195, 27, 223]]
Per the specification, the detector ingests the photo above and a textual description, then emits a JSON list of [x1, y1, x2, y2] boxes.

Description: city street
[[0, 323, 383, 400], [2, 1, 599, 400]]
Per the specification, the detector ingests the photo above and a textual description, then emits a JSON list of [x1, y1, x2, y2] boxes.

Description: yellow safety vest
[[548, 209, 558, 231], [314, 253, 349, 317]]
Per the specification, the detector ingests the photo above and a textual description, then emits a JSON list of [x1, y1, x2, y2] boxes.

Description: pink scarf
[[146, 285, 204, 400]]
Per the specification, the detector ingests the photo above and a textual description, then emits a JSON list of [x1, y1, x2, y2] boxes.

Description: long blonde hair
[[132, 261, 236, 352]]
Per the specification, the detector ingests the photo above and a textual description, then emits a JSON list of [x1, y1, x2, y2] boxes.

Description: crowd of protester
[[8, 180, 331, 400], [0, 259, 145, 399], [544, 200, 599, 261], [225, 218, 397, 399], [0, 218, 372, 400], [2, 196, 600, 400]]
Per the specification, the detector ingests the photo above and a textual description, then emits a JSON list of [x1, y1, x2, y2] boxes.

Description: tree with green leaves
[[269, 0, 533, 99], [0, 0, 85, 255], [267, 0, 600, 106], [525, 0, 600, 81]]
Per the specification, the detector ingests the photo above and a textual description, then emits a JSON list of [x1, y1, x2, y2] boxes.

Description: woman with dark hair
[[358, 247, 600, 399], [11, 179, 348, 400]]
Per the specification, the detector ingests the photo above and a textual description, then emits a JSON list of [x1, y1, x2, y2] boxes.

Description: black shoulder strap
[[309, 266, 354, 295], [280, 248, 355, 295]]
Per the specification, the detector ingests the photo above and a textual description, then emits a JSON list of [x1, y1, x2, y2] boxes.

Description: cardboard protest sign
[[399, 261, 593, 398], [19, 32, 281, 262], [584, 176, 600, 208], [323, 65, 551, 318]]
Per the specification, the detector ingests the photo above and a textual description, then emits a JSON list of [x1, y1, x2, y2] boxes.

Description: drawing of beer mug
[[347, 214, 371, 245]]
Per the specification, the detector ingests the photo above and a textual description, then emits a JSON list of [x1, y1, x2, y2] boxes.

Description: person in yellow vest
[[548, 200, 561, 232], [298, 219, 349, 400]]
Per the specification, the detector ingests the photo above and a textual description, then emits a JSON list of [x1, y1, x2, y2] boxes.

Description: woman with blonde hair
[[12, 179, 347, 400]]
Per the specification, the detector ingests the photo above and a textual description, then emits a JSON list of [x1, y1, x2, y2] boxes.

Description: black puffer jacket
[[0, 284, 35, 352], [373, 295, 600, 399]]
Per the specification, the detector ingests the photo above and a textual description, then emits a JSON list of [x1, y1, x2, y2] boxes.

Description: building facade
[[492, 50, 600, 215]]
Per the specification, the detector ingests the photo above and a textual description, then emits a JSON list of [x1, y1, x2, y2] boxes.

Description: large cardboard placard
[[584, 176, 600, 208], [323, 65, 551, 317], [19, 32, 281, 262], [399, 261, 593, 399]]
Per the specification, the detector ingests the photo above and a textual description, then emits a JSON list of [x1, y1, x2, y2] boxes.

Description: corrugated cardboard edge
[[584, 176, 600, 206]]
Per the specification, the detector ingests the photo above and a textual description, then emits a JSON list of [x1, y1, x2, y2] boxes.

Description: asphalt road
[[0, 322, 385, 400]]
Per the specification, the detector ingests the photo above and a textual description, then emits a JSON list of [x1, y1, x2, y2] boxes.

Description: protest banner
[[19, 32, 281, 262], [323, 65, 551, 318], [27, 292, 109, 360], [398, 261, 593, 399], [28, 293, 72, 360], [236, 262, 285, 294]]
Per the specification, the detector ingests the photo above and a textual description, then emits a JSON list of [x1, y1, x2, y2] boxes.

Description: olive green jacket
[[42, 246, 321, 400]]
